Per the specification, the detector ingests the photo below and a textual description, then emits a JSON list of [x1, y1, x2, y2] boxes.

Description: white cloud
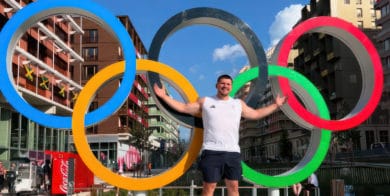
[[188, 65, 206, 80], [268, 4, 304, 48], [230, 68, 239, 77], [212, 44, 245, 62], [189, 65, 198, 74], [198, 74, 205, 81]]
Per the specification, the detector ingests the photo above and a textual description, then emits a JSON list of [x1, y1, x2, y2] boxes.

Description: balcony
[[374, 0, 386, 9], [15, 47, 82, 91], [133, 80, 148, 100], [376, 13, 390, 26], [4, 0, 84, 62]]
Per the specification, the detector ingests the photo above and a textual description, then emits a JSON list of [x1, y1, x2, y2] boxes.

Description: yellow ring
[[72, 59, 203, 190]]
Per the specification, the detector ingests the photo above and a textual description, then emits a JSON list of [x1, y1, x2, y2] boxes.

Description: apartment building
[[374, 0, 390, 149], [240, 0, 388, 164], [295, 0, 388, 154], [66, 15, 152, 169], [0, 0, 83, 163], [0, 0, 162, 171]]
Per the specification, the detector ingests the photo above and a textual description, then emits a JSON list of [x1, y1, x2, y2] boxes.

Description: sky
[[91, 0, 308, 98]]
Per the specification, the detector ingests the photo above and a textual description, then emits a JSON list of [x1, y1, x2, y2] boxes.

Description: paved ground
[[0, 188, 49, 195]]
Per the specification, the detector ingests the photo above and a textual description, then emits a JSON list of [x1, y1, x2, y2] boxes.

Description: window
[[385, 39, 390, 51], [379, 131, 389, 143], [11, 113, 20, 148], [45, 128, 52, 150], [387, 57, 390, 68], [357, 8, 363, 17], [357, 21, 363, 28], [38, 126, 45, 150], [118, 46, 123, 58], [83, 65, 98, 80], [344, 0, 350, 4], [371, 9, 376, 18], [82, 47, 98, 61], [382, 4, 390, 17], [365, 131, 375, 149], [85, 29, 98, 43], [386, 75, 390, 86]]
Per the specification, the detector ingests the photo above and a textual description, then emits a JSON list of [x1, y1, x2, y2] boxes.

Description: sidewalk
[[0, 188, 48, 195]]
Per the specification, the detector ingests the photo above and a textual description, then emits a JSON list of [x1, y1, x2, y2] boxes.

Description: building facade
[[295, 0, 388, 155], [147, 93, 180, 168], [68, 15, 151, 169], [240, 0, 389, 164], [374, 0, 390, 150], [0, 0, 83, 165], [0, 0, 158, 172]]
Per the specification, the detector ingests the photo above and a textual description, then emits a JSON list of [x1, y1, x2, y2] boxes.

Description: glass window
[[83, 65, 98, 80], [365, 130, 375, 148], [387, 57, 390, 68], [52, 129, 58, 151], [11, 113, 19, 148], [344, 0, 350, 4], [38, 126, 45, 150], [20, 116, 28, 149], [82, 47, 98, 61], [379, 130, 389, 143], [357, 8, 363, 17], [371, 9, 376, 18], [385, 75, 390, 86], [382, 6, 387, 17], [385, 39, 390, 51], [45, 128, 52, 150], [357, 21, 363, 28], [85, 29, 98, 43]]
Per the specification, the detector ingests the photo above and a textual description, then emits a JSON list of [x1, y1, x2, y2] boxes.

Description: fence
[[75, 164, 390, 196]]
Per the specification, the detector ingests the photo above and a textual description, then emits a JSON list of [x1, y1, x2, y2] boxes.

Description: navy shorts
[[198, 150, 242, 182]]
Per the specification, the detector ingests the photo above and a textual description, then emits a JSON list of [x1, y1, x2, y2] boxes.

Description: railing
[[73, 183, 321, 196], [72, 164, 390, 195]]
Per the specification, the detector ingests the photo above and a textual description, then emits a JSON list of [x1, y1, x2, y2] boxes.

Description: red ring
[[276, 16, 383, 130]]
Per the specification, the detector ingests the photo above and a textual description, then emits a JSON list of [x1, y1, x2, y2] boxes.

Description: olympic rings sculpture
[[0, 0, 383, 190]]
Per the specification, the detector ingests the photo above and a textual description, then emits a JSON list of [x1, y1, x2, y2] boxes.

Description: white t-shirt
[[201, 96, 242, 152]]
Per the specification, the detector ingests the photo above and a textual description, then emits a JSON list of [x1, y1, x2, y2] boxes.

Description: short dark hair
[[217, 74, 233, 83]]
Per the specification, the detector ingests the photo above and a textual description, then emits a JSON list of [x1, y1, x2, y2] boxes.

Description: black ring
[[148, 7, 268, 127]]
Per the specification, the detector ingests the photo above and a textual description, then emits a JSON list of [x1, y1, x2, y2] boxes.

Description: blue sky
[[92, 0, 308, 97]]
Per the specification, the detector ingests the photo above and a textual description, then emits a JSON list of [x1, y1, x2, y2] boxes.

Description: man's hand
[[153, 83, 166, 98], [275, 94, 287, 107]]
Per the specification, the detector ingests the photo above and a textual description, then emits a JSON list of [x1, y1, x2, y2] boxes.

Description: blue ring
[[0, 0, 135, 128]]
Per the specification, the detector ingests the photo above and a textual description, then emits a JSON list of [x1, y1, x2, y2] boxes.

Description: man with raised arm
[[154, 74, 287, 196]]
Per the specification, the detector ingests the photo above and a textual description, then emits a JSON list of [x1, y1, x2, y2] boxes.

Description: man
[[154, 74, 287, 196], [43, 159, 52, 192], [0, 162, 5, 192], [6, 162, 17, 193], [303, 173, 319, 196]]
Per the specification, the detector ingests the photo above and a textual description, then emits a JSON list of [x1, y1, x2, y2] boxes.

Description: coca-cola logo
[[59, 160, 69, 193]]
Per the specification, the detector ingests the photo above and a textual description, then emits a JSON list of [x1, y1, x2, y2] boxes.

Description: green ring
[[231, 65, 331, 187]]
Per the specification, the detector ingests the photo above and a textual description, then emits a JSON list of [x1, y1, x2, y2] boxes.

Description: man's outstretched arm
[[241, 94, 287, 120], [153, 83, 202, 116]]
